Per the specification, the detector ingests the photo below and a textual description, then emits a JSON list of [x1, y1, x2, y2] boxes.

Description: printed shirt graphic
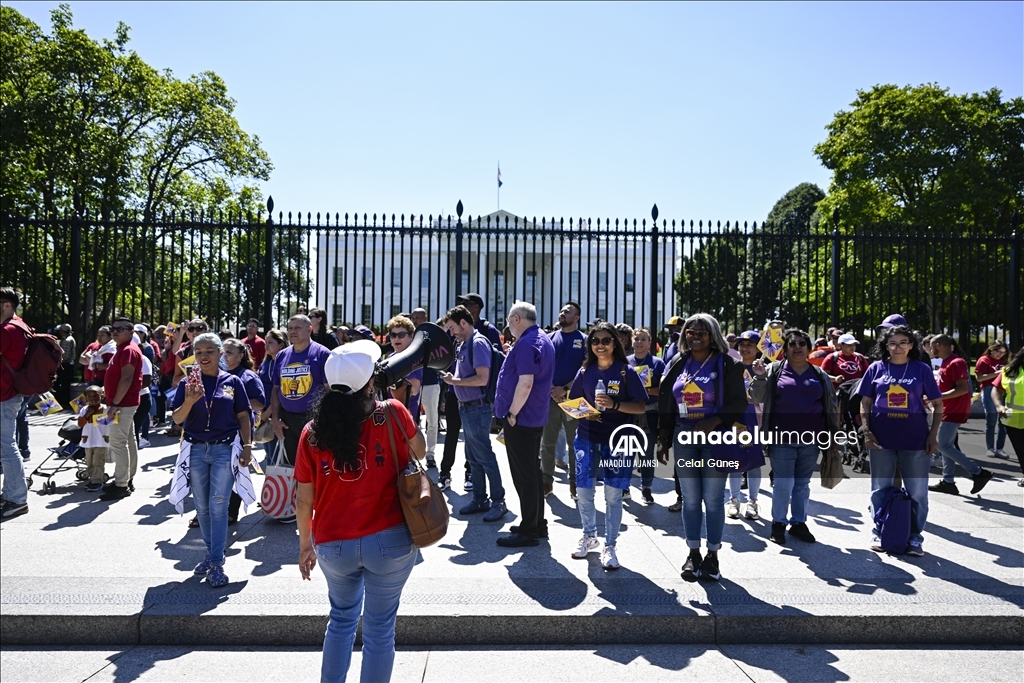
[[78, 405, 110, 447], [857, 360, 941, 451], [294, 400, 415, 543], [671, 356, 718, 425], [569, 361, 647, 444], [274, 341, 331, 415]]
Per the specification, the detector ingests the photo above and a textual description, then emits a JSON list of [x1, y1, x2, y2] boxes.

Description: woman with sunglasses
[[171, 319, 210, 388], [856, 326, 943, 555], [567, 322, 647, 569], [657, 314, 747, 582], [386, 316, 421, 421], [169, 333, 253, 588], [750, 328, 841, 546], [309, 307, 340, 351]]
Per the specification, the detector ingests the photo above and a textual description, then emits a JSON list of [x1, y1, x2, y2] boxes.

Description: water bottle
[[595, 379, 607, 412]]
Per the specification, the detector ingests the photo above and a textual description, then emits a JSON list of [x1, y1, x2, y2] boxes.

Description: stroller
[[836, 378, 869, 474], [28, 417, 93, 495]]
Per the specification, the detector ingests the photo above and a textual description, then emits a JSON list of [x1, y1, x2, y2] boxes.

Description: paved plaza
[[1, 410, 1022, 681]]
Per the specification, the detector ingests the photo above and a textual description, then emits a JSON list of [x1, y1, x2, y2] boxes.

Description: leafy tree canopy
[[814, 83, 1024, 233]]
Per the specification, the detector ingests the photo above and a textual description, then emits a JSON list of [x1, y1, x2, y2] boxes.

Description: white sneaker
[[621, 489, 631, 501], [600, 544, 620, 570], [571, 535, 599, 559], [744, 500, 759, 520], [994, 449, 1010, 460], [726, 498, 741, 519], [138, 438, 151, 449]]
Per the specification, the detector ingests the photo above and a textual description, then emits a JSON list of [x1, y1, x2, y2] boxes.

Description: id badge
[[678, 401, 688, 417]]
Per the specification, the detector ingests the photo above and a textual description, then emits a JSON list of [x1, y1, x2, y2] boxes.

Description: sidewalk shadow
[[793, 540, 917, 595], [40, 496, 109, 530], [505, 549, 589, 611], [925, 523, 1024, 570], [233, 514, 298, 577], [133, 480, 179, 526], [963, 495, 1024, 518]]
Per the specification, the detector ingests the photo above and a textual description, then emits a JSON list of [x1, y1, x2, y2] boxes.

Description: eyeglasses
[[389, 331, 409, 340], [188, 325, 206, 332], [111, 325, 133, 333], [887, 340, 911, 349], [309, 313, 322, 318], [787, 340, 809, 348], [684, 329, 709, 338], [590, 337, 615, 346]]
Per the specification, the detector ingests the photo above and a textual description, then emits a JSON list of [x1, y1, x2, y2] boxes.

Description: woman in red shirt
[[975, 341, 1009, 458], [295, 340, 424, 683]]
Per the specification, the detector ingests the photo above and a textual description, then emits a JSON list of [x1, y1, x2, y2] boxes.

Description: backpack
[[873, 486, 912, 554], [467, 332, 505, 404], [2, 318, 62, 396]]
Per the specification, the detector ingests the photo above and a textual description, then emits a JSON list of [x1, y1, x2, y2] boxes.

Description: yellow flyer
[[177, 354, 197, 373], [558, 397, 600, 419], [634, 364, 652, 388], [757, 323, 785, 362], [70, 393, 87, 413], [496, 429, 506, 445], [35, 392, 62, 416]]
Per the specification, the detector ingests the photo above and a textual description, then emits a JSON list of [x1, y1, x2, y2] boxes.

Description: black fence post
[[263, 196, 275, 332], [650, 204, 659, 334], [830, 209, 840, 330], [69, 214, 82, 341], [1010, 211, 1022, 349], [455, 200, 464, 295]]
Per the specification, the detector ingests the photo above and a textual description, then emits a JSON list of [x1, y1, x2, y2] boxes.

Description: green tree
[[675, 223, 747, 325]]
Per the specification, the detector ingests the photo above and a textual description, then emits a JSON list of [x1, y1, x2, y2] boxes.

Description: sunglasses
[[787, 340, 809, 348], [111, 325, 133, 333], [684, 329, 709, 337], [389, 331, 409, 339], [590, 336, 615, 346], [188, 325, 207, 332]]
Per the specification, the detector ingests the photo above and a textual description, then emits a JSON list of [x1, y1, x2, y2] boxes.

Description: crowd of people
[[2, 283, 1023, 682]]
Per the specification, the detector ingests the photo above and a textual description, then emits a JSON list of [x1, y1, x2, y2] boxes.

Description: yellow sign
[[683, 381, 704, 409], [886, 384, 909, 409]]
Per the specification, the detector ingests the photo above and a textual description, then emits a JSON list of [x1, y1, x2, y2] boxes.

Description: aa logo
[[608, 424, 648, 460]]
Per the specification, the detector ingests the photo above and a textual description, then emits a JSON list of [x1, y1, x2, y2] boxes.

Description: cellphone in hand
[[186, 363, 202, 391]]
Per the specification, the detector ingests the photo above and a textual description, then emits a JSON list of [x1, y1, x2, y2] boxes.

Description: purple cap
[[354, 325, 375, 340], [738, 330, 760, 343], [877, 314, 908, 329]]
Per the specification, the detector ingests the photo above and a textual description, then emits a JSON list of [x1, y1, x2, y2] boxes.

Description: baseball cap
[[664, 315, 684, 328], [353, 325, 375, 340], [738, 330, 760, 343], [325, 340, 381, 393], [827, 327, 843, 336], [837, 333, 858, 345], [133, 324, 148, 335], [457, 293, 484, 309], [877, 314, 908, 329]]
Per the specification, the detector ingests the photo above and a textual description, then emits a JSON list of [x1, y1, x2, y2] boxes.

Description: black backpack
[[467, 333, 505, 404]]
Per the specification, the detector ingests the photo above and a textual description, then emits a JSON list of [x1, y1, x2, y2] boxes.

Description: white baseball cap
[[837, 333, 858, 345], [325, 340, 381, 392]]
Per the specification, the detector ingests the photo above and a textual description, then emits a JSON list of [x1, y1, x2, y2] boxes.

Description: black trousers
[[1006, 425, 1024, 477], [504, 420, 546, 538], [440, 391, 471, 478], [56, 362, 74, 407], [279, 408, 307, 467]]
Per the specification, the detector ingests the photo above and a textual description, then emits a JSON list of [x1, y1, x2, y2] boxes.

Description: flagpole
[[497, 160, 500, 211]]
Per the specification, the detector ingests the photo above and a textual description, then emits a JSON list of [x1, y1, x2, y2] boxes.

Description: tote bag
[[260, 441, 296, 521]]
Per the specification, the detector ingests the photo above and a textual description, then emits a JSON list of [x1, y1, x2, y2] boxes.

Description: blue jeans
[[577, 486, 624, 546], [459, 403, 504, 505], [727, 466, 762, 503], [189, 442, 234, 565], [1, 396, 27, 505], [869, 448, 930, 545], [981, 386, 1007, 451], [674, 424, 727, 551], [316, 524, 417, 683], [768, 444, 819, 524], [938, 420, 981, 482]]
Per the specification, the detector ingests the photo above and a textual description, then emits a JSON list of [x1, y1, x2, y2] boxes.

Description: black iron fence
[[2, 201, 1021, 358]]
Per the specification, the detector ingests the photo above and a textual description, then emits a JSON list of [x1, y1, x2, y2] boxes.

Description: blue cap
[[878, 314, 908, 329], [738, 330, 760, 343]]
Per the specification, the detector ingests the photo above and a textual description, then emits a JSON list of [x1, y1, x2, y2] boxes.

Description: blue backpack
[[466, 333, 505, 404], [873, 486, 912, 553]]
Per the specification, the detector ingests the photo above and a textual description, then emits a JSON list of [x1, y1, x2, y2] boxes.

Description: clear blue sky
[[9, 1, 1024, 224]]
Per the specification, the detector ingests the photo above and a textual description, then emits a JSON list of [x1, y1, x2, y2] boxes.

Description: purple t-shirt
[[550, 329, 587, 388], [273, 341, 331, 415], [671, 354, 720, 425], [494, 324, 555, 428], [857, 360, 941, 451], [771, 362, 826, 436], [453, 333, 491, 403], [569, 361, 648, 444], [172, 371, 252, 443], [629, 352, 666, 432]]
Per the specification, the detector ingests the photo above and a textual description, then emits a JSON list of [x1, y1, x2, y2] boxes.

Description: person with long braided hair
[[295, 341, 424, 683]]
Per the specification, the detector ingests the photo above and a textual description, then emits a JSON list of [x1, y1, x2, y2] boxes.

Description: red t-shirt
[[938, 355, 970, 423], [821, 351, 870, 389], [160, 348, 177, 377], [0, 316, 28, 402], [294, 400, 415, 544], [245, 335, 267, 368], [974, 355, 1004, 389], [82, 341, 101, 382], [103, 342, 144, 407]]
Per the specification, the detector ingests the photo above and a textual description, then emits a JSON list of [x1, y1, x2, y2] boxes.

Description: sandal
[[207, 564, 229, 588], [188, 515, 199, 528]]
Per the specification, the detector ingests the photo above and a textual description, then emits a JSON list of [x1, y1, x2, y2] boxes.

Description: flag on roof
[[497, 163, 502, 188]]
